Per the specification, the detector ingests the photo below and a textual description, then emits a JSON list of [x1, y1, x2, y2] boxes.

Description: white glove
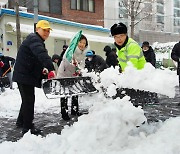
[[42, 68, 49, 75]]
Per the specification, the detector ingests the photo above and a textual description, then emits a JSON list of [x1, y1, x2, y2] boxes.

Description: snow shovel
[[42, 76, 98, 99]]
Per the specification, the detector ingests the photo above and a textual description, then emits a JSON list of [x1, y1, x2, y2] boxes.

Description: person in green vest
[[110, 23, 146, 72]]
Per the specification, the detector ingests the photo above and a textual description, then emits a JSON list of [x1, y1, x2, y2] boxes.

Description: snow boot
[[22, 125, 42, 136], [16, 121, 23, 128]]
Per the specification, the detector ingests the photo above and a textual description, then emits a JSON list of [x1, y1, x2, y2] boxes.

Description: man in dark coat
[[13, 20, 55, 135], [142, 41, 156, 67], [85, 50, 108, 73], [0, 52, 15, 89], [103, 45, 118, 68], [171, 41, 180, 86]]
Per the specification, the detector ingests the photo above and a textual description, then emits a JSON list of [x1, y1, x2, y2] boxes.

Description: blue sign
[[7, 41, 12, 45]]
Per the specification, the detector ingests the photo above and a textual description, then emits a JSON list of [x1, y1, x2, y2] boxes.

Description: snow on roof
[[6, 22, 114, 44]]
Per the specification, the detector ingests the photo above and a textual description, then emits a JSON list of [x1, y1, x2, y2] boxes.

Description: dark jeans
[[16, 83, 35, 129], [61, 96, 79, 115]]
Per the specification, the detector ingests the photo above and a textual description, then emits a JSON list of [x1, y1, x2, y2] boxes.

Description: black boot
[[22, 125, 42, 136], [61, 97, 70, 120], [16, 121, 23, 128], [30, 126, 42, 135]]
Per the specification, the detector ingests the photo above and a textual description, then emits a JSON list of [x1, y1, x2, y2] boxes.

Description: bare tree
[[15, 0, 21, 51], [119, 0, 155, 38]]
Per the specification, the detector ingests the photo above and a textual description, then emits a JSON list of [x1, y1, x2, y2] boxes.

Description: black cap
[[142, 41, 149, 47], [52, 54, 60, 61], [63, 45, 68, 49], [110, 22, 127, 36], [103, 45, 111, 52]]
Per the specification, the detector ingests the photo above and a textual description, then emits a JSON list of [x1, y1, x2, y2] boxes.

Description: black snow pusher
[[42, 75, 158, 107], [42, 76, 98, 99], [113, 88, 159, 107]]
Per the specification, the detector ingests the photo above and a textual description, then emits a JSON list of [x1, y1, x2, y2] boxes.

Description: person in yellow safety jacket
[[110, 22, 146, 72]]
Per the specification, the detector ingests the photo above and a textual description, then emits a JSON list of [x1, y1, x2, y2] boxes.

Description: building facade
[[0, 8, 113, 59], [104, 0, 180, 44], [0, 0, 114, 59], [8, 0, 104, 27]]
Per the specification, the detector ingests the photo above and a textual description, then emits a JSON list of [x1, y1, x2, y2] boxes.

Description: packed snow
[[0, 61, 180, 154]]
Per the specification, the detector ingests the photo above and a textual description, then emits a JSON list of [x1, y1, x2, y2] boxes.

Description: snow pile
[[0, 96, 147, 154], [0, 101, 180, 153], [99, 64, 177, 98]]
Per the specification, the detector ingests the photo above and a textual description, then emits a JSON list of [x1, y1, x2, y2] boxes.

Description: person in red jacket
[[0, 52, 15, 89], [13, 20, 56, 135]]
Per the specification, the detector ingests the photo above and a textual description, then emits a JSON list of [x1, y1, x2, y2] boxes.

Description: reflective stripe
[[139, 50, 144, 58], [126, 42, 144, 60], [118, 57, 128, 62], [119, 51, 143, 62], [127, 55, 139, 59]]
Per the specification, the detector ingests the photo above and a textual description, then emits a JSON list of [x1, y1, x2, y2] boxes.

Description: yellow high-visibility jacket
[[116, 38, 146, 71]]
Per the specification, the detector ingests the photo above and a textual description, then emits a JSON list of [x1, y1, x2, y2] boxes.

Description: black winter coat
[[105, 51, 118, 68], [0, 56, 15, 76], [13, 32, 54, 88], [85, 55, 108, 73], [171, 42, 180, 75], [143, 46, 156, 67]]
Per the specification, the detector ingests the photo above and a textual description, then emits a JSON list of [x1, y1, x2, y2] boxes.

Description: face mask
[[88, 57, 92, 61], [143, 49, 148, 52]]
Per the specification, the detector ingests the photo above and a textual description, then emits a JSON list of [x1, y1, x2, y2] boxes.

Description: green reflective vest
[[116, 38, 146, 71]]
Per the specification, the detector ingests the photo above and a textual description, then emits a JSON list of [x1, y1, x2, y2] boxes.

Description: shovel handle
[[2, 67, 12, 77]]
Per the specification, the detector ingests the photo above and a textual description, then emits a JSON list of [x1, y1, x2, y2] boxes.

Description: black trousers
[[17, 83, 35, 129], [61, 96, 79, 115]]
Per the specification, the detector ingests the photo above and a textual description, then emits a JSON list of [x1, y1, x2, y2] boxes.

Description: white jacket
[[57, 46, 87, 78]]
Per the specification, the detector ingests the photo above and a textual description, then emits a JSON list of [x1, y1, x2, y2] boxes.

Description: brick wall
[[38, 0, 104, 27], [61, 0, 104, 27]]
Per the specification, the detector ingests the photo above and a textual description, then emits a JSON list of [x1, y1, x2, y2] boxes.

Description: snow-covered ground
[[0, 61, 180, 154]]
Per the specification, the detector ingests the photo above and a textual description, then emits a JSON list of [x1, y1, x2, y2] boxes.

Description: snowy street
[[0, 85, 180, 143], [0, 112, 79, 143]]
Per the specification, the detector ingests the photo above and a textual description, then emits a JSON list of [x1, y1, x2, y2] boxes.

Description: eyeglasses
[[42, 29, 50, 33]]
